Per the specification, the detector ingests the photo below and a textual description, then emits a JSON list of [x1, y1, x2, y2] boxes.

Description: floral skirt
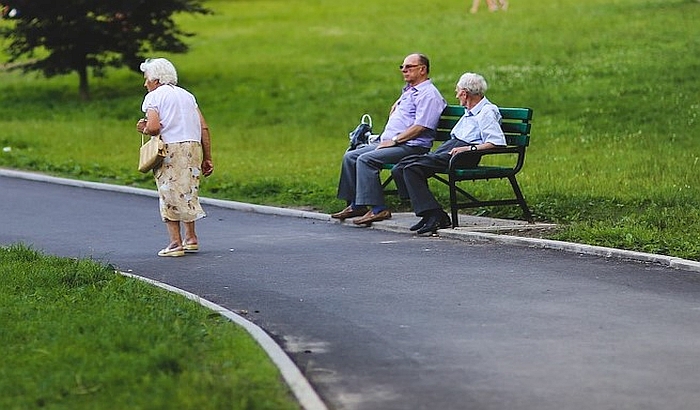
[[153, 141, 206, 223]]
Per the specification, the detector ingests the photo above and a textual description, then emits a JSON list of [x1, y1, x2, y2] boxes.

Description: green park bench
[[381, 105, 534, 226]]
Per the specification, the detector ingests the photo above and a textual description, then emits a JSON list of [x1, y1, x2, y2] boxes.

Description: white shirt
[[142, 84, 201, 144], [450, 97, 506, 146]]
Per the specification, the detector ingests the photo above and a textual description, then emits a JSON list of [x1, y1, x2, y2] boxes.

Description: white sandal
[[158, 246, 185, 257], [182, 242, 199, 253]]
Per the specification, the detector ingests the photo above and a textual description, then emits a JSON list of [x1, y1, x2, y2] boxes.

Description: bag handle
[[361, 114, 372, 129], [141, 133, 158, 146]]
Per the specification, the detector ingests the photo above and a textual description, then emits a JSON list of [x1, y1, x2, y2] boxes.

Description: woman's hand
[[201, 159, 214, 177], [136, 118, 147, 134]]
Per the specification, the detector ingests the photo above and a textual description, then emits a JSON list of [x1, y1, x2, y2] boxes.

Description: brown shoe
[[353, 209, 392, 225], [331, 205, 368, 220]]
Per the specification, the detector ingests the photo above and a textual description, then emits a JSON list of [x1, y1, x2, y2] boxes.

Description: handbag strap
[[141, 133, 159, 146], [361, 114, 372, 129]]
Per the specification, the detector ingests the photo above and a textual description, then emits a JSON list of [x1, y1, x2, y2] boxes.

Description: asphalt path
[[2, 173, 700, 410]]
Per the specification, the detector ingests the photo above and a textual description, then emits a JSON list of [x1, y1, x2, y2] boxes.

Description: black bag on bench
[[348, 114, 373, 151]]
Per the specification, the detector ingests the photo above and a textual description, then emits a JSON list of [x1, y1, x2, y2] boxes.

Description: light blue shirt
[[379, 79, 447, 149], [451, 97, 506, 146]]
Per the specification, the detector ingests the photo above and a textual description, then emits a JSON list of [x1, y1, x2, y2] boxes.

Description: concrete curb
[[120, 272, 328, 410], [438, 230, 700, 273]]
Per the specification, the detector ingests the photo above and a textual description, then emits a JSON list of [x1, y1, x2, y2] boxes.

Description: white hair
[[457, 72, 488, 96], [139, 58, 178, 85]]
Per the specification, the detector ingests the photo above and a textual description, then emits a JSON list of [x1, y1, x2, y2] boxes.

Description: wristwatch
[[470, 145, 478, 151], [392, 136, 399, 144]]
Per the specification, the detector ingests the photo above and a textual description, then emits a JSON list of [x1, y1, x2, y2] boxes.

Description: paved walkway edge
[[120, 272, 328, 410], [4, 168, 700, 275], [439, 230, 700, 273]]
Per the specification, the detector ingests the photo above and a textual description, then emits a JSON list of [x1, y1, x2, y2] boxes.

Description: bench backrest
[[435, 105, 533, 147]]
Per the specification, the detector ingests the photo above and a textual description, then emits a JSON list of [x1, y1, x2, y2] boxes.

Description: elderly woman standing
[[136, 58, 213, 257]]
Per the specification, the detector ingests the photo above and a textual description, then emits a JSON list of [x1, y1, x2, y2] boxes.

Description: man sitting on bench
[[391, 72, 506, 234], [330, 53, 446, 225]]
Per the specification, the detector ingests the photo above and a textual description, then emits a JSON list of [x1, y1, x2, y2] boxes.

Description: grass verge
[[0, 243, 299, 410]]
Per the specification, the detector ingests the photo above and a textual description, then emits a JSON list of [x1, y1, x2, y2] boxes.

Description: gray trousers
[[337, 143, 429, 207], [392, 139, 478, 216]]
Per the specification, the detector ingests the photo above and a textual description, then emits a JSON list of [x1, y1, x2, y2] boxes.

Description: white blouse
[[142, 84, 201, 144]]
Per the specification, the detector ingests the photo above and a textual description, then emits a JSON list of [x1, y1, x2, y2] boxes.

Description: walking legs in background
[[470, 0, 508, 13]]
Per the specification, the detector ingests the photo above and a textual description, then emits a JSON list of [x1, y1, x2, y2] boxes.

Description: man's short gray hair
[[457, 72, 488, 96], [139, 58, 178, 85]]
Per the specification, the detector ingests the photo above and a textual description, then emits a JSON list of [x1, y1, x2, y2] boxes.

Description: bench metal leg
[[508, 175, 533, 223], [381, 174, 399, 196], [448, 175, 533, 227], [381, 174, 394, 190], [434, 174, 478, 202], [448, 177, 460, 228]]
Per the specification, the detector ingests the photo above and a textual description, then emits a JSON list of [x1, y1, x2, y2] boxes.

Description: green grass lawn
[[0, 244, 299, 409], [1, 0, 700, 260]]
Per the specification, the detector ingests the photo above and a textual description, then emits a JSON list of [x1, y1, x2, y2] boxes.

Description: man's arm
[[449, 142, 497, 155], [376, 124, 428, 149]]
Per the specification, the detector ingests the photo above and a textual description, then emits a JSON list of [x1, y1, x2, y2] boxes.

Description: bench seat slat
[[453, 166, 515, 179]]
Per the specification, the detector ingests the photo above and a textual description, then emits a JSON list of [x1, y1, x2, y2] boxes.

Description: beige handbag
[[138, 134, 166, 173]]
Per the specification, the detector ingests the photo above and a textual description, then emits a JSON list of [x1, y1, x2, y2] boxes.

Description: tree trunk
[[78, 65, 90, 101]]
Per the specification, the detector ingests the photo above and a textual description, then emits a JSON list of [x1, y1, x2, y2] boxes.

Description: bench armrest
[[448, 146, 523, 170]]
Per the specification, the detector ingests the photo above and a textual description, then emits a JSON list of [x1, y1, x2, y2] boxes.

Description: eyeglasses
[[399, 64, 423, 70]]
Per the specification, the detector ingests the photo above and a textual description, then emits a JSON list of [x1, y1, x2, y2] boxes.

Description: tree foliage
[[0, 0, 212, 99]]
